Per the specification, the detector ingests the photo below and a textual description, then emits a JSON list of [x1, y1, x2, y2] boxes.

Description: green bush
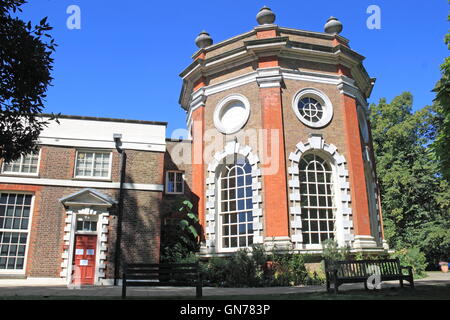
[[202, 247, 267, 287], [321, 239, 351, 262], [391, 247, 427, 278], [270, 253, 308, 286], [202, 256, 230, 287], [200, 245, 326, 287], [160, 197, 200, 263]]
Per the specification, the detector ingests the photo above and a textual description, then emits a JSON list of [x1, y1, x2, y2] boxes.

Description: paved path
[[0, 272, 448, 298]]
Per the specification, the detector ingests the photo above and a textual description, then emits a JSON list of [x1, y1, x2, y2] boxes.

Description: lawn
[[0, 284, 448, 300]]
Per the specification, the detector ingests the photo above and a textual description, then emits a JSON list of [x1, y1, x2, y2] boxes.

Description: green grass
[[0, 284, 448, 300]]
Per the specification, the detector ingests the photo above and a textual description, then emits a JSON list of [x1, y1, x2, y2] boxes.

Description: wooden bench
[[121, 263, 202, 299], [324, 258, 414, 293]]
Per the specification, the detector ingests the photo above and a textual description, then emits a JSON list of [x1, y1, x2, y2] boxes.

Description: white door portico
[[59, 188, 116, 285]]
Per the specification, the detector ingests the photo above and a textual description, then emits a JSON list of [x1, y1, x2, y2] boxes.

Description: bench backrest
[[124, 263, 200, 285], [325, 259, 401, 278]]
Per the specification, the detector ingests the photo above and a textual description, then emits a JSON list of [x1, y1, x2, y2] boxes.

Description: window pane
[[166, 172, 183, 193], [2, 153, 39, 174], [76, 152, 110, 178], [0, 194, 31, 270], [20, 219, 28, 230], [0, 257, 6, 269], [219, 160, 254, 250], [298, 154, 336, 245]]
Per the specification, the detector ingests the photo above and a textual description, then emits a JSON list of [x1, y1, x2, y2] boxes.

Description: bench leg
[[364, 280, 368, 291], [333, 281, 339, 294], [121, 274, 127, 299], [399, 278, 404, 288], [409, 277, 415, 289], [196, 285, 202, 298]]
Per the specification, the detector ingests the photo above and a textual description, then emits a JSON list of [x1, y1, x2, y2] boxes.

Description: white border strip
[[0, 176, 164, 192], [38, 137, 166, 153]]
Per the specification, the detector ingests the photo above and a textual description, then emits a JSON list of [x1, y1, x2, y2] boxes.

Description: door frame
[[63, 207, 109, 285]]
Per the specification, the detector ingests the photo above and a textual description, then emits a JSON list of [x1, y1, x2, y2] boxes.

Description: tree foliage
[[431, 15, 450, 181], [0, 0, 57, 162], [369, 93, 450, 266], [160, 196, 201, 263]]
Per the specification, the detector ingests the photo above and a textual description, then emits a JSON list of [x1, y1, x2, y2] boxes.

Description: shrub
[[270, 253, 308, 286], [305, 270, 326, 285], [197, 245, 329, 287], [160, 197, 200, 263], [391, 247, 427, 278], [202, 247, 268, 287], [203, 256, 230, 287], [321, 239, 351, 262]]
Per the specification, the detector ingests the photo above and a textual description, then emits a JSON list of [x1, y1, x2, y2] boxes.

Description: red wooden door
[[72, 235, 97, 285]]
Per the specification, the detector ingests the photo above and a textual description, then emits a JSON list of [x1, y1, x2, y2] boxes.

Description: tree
[[0, 0, 57, 162], [431, 14, 450, 181], [369, 93, 450, 266], [160, 196, 201, 263]]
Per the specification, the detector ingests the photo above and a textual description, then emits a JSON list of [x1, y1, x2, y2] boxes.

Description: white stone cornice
[[185, 68, 368, 125], [256, 67, 283, 88], [337, 79, 368, 108]]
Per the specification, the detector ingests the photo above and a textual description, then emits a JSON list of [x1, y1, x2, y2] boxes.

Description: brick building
[[179, 7, 388, 256], [0, 115, 167, 284], [0, 7, 388, 285]]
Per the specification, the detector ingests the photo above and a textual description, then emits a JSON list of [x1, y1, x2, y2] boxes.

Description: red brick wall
[[259, 85, 289, 238], [341, 94, 371, 236]]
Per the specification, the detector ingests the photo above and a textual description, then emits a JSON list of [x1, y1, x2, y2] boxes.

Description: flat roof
[[39, 113, 168, 127]]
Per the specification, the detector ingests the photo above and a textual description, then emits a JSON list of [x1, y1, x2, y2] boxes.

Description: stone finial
[[195, 31, 213, 49], [324, 16, 343, 34], [256, 6, 276, 25]]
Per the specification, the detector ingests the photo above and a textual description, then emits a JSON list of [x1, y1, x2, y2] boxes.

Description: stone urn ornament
[[324, 16, 343, 34], [256, 6, 276, 25], [195, 31, 213, 49]]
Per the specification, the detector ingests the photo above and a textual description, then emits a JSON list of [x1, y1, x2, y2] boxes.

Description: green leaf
[[187, 213, 199, 222], [178, 220, 189, 229], [188, 226, 198, 238], [182, 200, 194, 210]]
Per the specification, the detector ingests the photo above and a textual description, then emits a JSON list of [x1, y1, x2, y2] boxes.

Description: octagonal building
[[179, 8, 388, 256]]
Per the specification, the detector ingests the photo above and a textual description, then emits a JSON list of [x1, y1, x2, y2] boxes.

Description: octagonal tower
[[179, 7, 388, 256]]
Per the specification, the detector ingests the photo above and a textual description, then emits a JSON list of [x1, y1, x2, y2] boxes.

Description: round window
[[214, 94, 250, 134], [292, 89, 333, 128]]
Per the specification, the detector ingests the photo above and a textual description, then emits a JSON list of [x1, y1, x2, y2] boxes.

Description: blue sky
[[19, 0, 449, 136]]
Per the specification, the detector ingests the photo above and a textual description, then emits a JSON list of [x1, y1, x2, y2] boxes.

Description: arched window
[[218, 156, 253, 250], [299, 154, 336, 245]]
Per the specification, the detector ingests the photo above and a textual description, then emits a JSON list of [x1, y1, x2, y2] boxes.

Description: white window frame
[[1, 150, 41, 177], [213, 94, 251, 134], [73, 150, 113, 180], [165, 171, 184, 194], [217, 161, 254, 253], [298, 153, 338, 250], [0, 192, 35, 275], [292, 88, 333, 128]]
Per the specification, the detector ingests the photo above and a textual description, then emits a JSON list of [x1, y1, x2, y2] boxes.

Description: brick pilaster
[[257, 61, 290, 239], [341, 94, 372, 237]]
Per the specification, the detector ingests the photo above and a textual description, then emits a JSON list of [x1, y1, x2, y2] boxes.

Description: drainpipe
[[113, 133, 126, 285]]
